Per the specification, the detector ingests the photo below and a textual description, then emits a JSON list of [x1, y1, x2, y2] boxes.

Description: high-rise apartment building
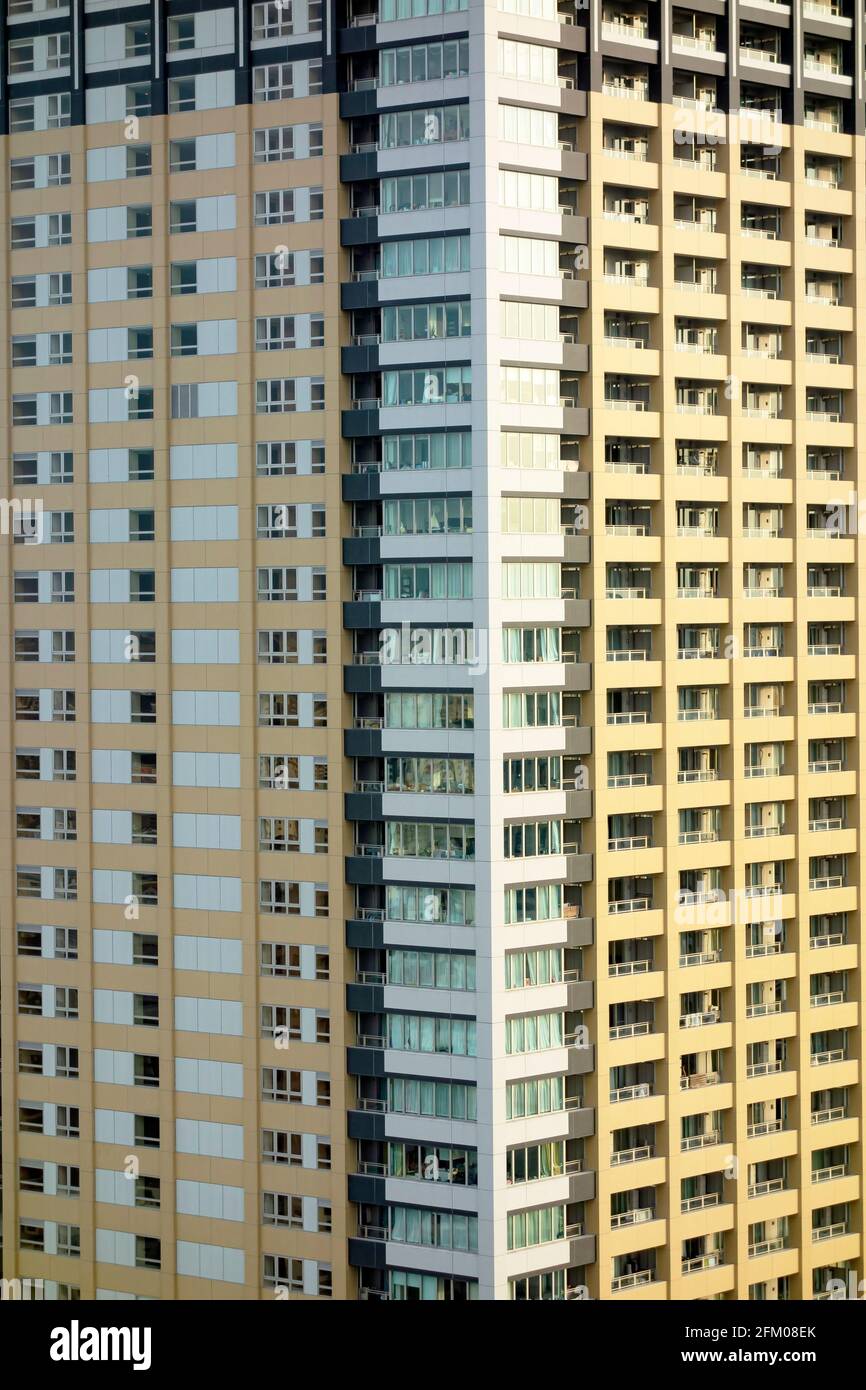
[[0, 0, 863, 1303]]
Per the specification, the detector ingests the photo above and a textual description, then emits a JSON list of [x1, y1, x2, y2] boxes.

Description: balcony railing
[[683, 1252, 722, 1273], [606, 458, 650, 474], [811, 1048, 846, 1066], [740, 45, 782, 66], [681, 1193, 719, 1213], [603, 147, 648, 161], [602, 82, 649, 101], [601, 19, 649, 40], [605, 336, 647, 351], [357, 1159, 387, 1176], [609, 959, 651, 977], [804, 0, 842, 14], [746, 1060, 782, 1078], [680, 1072, 719, 1090], [746, 1000, 782, 1019], [611, 1269, 655, 1291], [611, 1144, 653, 1166], [679, 949, 720, 966], [747, 1119, 783, 1138], [812, 1106, 846, 1126], [354, 1096, 386, 1113], [813, 1163, 847, 1182], [682, 1130, 720, 1151], [610, 1020, 653, 1040], [812, 990, 846, 1008], [673, 33, 717, 53], [611, 1083, 652, 1103], [745, 941, 782, 959], [611, 1207, 655, 1229], [358, 1222, 388, 1240], [748, 1178, 784, 1198], [748, 1237, 786, 1257], [804, 57, 842, 76], [813, 1222, 848, 1242]]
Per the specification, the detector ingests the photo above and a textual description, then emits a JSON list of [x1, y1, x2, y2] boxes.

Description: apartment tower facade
[[0, 0, 863, 1302]]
